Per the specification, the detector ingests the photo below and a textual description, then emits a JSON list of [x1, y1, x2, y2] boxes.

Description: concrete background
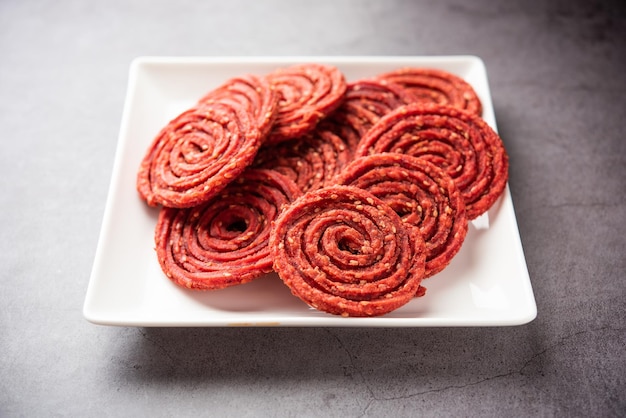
[[1, 0, 624, 416]]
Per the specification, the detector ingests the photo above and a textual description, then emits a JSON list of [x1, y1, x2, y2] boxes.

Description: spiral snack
[[137, 101, 263, 208], [355, 104, 508, 220], [329, 78, 414, 137], [254, 127, 352, 193], [155, 169, 301, 290], [198, 74, 278, 138], [265, 63, 347, 144], [335, 154, 468, 277], [376, 68, 482, 116], [314, 117, 361, 161], [270, 185, 426, 317]]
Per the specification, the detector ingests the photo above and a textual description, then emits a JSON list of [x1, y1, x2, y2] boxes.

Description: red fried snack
[[254, 127, 352, 193], [331, 78, 414, 136], [270, 185, 426, 317], [314, 117, 362, 162], [319, 79, 413, 157], [198, 74, 277, 139], [137, 101, 262, 208], [265, 63, 347, 144], [355, 104, 508, 220], [155, 169, 301, 290], [376, 68, 482, 116], [335, 154, 468, 277]]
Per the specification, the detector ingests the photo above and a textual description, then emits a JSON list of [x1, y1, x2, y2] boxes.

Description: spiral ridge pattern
[[335, 154, 468, 277], [155, 169, 301, 290], [355, 104, 508, 219], [270, 185, 426, 317]]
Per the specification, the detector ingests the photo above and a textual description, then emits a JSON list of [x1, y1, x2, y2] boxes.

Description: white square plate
[[83, 56, 536, 327]]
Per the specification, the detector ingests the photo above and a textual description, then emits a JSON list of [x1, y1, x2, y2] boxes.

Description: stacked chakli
[[136, 63, 508, 317]]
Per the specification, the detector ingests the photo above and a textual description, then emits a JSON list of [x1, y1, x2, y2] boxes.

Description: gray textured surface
[[1, 0, 625, 416]]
